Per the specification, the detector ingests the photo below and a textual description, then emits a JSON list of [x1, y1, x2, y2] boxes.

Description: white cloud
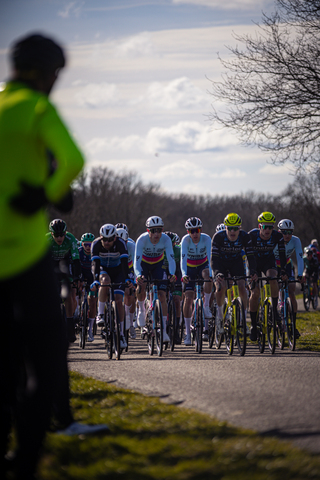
[[171, 0, 266, 9], [259, 164, 292, 175], [113, 32, 156, 58], [74, 82, 119, 108], [58, 1, 84, 18]]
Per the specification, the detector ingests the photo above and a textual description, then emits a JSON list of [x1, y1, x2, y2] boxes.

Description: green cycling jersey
[[46, 232, 80, 262]]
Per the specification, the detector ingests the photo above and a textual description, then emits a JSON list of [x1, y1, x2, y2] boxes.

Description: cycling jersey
[[274, 235, 304, 276], [181, 233, 212, 278], [91, 236, 128, 276], [211, 230, 256, 277], [127, 238, 136, 271], [46, 231, 81, 278], [134, 232, 175, 278], [0, 81, 84, 279], [78, 245, 91, 273], [249, 229, 286, 270]]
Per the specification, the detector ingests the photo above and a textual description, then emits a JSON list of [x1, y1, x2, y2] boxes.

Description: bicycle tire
[[286, 298, 296, 351], [225, 306, 234, 355], [105, 304, 113, 359], [214, 302, 225, 349], [235, 299, 246, 356], [168, 298, 176, 352], [195, 299, 203, 354], [266, 302, 276, 354], [257, 304, 265, 354], [79, 301, 88, 349], [303, 285, 310, 311], [312, 291, 317, 310], [154, 299, 163, 357], [124, 312, 129, 352], [276, 302, 285, 350], [112, 301, 121, 360]]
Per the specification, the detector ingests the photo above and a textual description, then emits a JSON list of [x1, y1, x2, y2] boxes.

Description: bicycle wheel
[[303, 285, 310, 311], [266, 303, 276, 354], [215, 302, 225, 349], [257, 305, 265, 354], [235, 299, 246, 356], [124, 312, 129, 352], [276, 302, 285, 350], [105, 305, 113, 360], [224, 306, 234, 355], [312, 291, 317, 310], [154, 299, 163, 357], [167, 298, 176, 352], [286, 298, 296, 351], [79, 301, 88, 349], [112, 301, 121, 360], [195, 299, 203, 354], [208, 318, 214, 349]]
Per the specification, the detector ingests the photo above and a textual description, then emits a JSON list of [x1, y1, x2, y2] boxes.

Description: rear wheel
[[303, 284, 310, 311], [195, 299, 203, 354], [124, 312, 129, 352], [112, 301, 121, 360], [154, 299, 163, 357], [167, 299, 176, 352], [266, 303, 276, 354], [105, 305, 113, 359], [79, 301, 88, 349], [215, 302, 225, 349], [224, 306, 234, 355], [286, 298, 296, 351], [257, 305, 265, 354], [235, 299, 246, 356], [146, 310, 154, 355]]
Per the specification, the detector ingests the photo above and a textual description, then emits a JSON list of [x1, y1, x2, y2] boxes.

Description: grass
[[36, 371, 320, 480], [296, 309, 320, 352]]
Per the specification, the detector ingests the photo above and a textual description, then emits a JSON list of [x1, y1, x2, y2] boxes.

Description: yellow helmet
[[257, 211, 276, 224], [224, 213, 242, 227]]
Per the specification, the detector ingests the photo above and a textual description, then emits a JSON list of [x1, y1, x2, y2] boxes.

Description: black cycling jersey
[[91, 236, 129, 280], [211, 229, 256, 277], [249, 228, 286, 270]]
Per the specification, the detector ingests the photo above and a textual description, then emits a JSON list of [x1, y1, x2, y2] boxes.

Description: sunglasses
[[53, 232, 65, 238], [102, 235, 115, 243], [282, 230, 293, 235], [149, 228, 163, 234], [83, 242, 92, 247], [261, 225, 274, 230], [227, 226, 240, 232], [188, 228, 201, 234]]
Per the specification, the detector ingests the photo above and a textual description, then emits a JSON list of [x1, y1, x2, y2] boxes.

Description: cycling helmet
[[115, 223, 128, 233], [216, 223, 226, 232], [278, 219, 294, 231], [185, 217, 202, 229], [258, 211, 276, 224], [100, 224, 117, 238], [306, 248, 313, 255], [146, 216, 164, 228], [116, 228, 129, 242], [81, 233, 95, 244], [224, 213, 242, 227], [164, 231, 180, 245], [10, 33, 65, 73], [49, 218, 67, 235]]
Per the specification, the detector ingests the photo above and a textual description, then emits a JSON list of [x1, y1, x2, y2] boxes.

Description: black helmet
[[10, 33, 65, 74], [49, 218, 67, 235]]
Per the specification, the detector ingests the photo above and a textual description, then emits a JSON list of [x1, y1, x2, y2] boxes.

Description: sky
[[0, 0, 296, 197]]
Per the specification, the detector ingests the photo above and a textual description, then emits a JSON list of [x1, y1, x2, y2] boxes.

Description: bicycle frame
[[222, 276, 247, 356], [256, 276, 276, 354], [143, 278, 164, 357]]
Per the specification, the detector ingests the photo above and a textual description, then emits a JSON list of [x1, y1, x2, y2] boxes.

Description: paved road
[[68, 314, 320, 454]]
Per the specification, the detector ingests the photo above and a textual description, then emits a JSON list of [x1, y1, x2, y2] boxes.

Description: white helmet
[[116, 227, 128, 241], [115, 222, 128, 233], [278, 219, 294, 230], [146, 216, 164, 228], [185, 216, 202, 229], [216, 223, 226, 232], [100, 223, 117, 238]]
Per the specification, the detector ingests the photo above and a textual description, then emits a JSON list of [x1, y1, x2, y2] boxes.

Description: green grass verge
[[296, 310, 320, 352], [36, 371, 320, 480]]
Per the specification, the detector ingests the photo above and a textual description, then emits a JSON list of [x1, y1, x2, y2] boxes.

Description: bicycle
[[78, 282, 89, 349], [277, 279, 299, 351], [140, 278, 165, 357], [100, 282, 123, 361], [166, 282, 182, 352], [189, 278, 212, 354], [255, 276, 277, 354], [302, 277, 317, 311], [208, 301, 217, 349], [220, 276, 247, 356]]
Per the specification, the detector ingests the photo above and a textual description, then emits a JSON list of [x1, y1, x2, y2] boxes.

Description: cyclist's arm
[[292, 236, 304, 277], [180, 236, 188, 278], [134, 236, 144, 278], [203, 234, 212, 277], [164, 236, 176, 276]]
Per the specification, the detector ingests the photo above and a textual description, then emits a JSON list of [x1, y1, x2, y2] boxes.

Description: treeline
[[48, 167, 320, 248]]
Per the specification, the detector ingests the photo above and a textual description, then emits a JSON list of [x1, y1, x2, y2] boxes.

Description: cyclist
[[303, 248, 319, 307], [47, 219, 82, 343], [216, 223, 226, 232], [274, 219, 304, 333], [163, 231, 182, 344], [134, 216, 176, 343], [91, 224, 131, 348], [249, 212, 287, 341], [78, 232, 97, 342], [181, 217, 213, 345], [211, 213, 257, 335], [116, 226, 137, 339]]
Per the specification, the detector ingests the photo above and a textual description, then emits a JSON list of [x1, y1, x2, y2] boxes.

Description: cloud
[[259, 164, 292, 175], [171, 0, 265, 9], [113, 32, 156, 58], [74, 82, 120, 108], [58, 1, 84, 18]]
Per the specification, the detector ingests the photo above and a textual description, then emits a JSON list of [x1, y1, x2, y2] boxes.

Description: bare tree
[[208, 0, 320, 172]]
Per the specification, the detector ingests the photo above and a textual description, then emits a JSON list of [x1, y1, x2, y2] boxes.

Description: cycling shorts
[[214, 257, 245, 280], [141, 260, 168, 292], [185, 262, 209, 292], [256, 255, 277, 276], [100, 265, 126, 295]]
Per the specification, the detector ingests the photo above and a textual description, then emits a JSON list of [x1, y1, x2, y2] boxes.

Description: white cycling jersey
[[273, 235, 304, 276], [127, 238, 135, 270], [134, 232, 175, 277], [180, 233, 212, 278]]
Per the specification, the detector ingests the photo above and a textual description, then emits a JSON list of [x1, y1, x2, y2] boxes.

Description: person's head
[[115, 223, 128, 233], [258, 211, 276, 240], [100, 224, 117, 249], [216, 223, 226, 233], [116, 227, 129, 243], [49, 218, 67, 245], [278, 219, 294, 244], [164, 231, 180, 246], [146, 216, 164, 244], [185, 217, 202, 243], [224, 213, 241, 242], [306, 248, 313, 259], [10, 33, 65, 94], [81, 232, 95, 252], [311, 239, 318, 249]]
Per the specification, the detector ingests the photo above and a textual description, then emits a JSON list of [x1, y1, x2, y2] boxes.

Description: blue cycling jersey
[[134, 232, 175, 278], [249, 228, 286, 270], [211, 229, 256, 276]]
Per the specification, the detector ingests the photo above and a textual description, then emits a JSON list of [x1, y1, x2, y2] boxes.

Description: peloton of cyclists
[[134, 216, 176, 344], [78, 232, 97, 342], [181, 217, 213, 345], [303, 247, 319, 307]]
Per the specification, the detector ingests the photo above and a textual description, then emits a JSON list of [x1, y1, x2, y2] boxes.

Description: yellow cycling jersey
[[0, 81, 84, 279]]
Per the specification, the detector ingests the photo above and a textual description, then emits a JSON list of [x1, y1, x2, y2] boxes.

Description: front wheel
[[154, 299, 163, 357], [167, 299, 176, 352], [112, 301, 121, 360], [276, 302, 285, 350], [79, 301, 88, 349], [224, 306, 234, 355], [195, 299, 203, 354], [266, 303, 276, 354], [303, 285, 310, 311], [105, 305, 113, 359], [235, 299, 246, 356], [286, 298, 296, 351], [257, 305, 265, 354]]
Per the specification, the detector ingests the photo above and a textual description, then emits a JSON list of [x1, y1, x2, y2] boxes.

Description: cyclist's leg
[[202, 267, 213, 324], [214, 275, 227, 334], [248, 263, 261, 341]]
